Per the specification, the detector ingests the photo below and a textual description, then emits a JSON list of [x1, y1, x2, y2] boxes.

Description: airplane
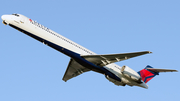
[[1, 13, 178, 89]]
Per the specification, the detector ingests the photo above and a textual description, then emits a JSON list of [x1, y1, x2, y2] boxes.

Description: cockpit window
[[12, 14, 19, 17]]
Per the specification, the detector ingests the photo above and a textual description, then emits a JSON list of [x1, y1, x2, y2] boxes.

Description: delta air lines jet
[[1, 14, 177, 89]]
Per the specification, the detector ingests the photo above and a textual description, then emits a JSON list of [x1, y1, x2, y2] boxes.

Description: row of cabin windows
[[35, 23, 93, 55]]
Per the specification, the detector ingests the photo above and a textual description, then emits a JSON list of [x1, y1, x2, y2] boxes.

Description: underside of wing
[[62, 59, 91, 82], [81, 51, 152, 67]]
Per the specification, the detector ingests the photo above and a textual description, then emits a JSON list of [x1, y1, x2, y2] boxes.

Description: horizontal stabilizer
[[146, 68, 178, 73], [82, 51, 152, 67]]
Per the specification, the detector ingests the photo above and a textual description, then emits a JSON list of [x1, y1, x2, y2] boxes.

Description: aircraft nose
[[1, 15, 7, 20], [1, 15, 11, 25], [1, 14, 12, 20]]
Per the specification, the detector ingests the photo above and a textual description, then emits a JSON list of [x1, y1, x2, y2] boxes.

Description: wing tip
[[148, 51, 152, 53], [141, 51, 152, 54]]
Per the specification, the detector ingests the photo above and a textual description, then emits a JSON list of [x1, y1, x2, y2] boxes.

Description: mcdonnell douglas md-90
[[1, 14, 178, 89]]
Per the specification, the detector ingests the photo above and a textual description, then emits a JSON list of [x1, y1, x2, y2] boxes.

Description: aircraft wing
[[81, 51, 152, 67], [63, 59, 91, 82]]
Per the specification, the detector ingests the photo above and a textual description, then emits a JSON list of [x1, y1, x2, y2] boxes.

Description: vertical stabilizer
[[138, 65, 159, 83]]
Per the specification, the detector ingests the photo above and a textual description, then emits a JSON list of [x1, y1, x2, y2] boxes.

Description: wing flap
[[81, 51, 152, 67], [62, 59, 91, 82]]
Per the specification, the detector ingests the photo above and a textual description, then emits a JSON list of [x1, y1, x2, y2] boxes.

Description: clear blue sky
[[0, 0, 179, 101]]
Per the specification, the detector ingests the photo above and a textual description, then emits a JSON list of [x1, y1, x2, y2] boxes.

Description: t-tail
[[138, 65, 177, 83]]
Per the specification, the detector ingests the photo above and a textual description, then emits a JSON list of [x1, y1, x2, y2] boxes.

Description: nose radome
[[1, 15, 12, 25], [1, 15, 12, 21], [1, 15, 6, 20]]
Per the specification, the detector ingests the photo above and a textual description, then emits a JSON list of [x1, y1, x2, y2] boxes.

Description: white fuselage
[[1, 14, 148, 88]]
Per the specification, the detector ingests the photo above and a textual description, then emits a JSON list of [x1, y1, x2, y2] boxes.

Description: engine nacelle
[[121, 66, 142, 83]]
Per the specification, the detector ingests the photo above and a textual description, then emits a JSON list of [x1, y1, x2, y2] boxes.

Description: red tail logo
[[138, 65, 159, 83]]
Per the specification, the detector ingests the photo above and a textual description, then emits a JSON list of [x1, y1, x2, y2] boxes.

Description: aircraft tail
[[138, 65, 177, 83], [138, 65, 159, 83]]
